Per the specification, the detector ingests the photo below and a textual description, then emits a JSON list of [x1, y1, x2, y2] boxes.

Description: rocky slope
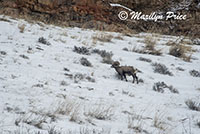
[[0, 0, 200, 37]]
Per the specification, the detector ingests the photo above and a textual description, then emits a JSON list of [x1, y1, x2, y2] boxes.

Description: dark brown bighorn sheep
[[111, 61, 139, 84]]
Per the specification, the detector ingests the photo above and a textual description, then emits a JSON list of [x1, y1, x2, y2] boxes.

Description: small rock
[[38, 37, 51, 46]]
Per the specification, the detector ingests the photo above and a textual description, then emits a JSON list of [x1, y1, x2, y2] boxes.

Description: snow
[[110, 3, 133, 11], [0, 15, 200, 134]]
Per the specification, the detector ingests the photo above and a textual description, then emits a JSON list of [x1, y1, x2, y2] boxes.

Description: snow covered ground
[[0, 15, 200, 134]]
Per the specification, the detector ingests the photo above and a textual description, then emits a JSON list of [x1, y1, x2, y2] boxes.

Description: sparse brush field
[[0, 16, 200, 134]]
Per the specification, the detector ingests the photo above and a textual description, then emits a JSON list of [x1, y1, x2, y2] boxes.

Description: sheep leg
[[119, 74, 123, 80], [134, 74, 139, 84], [131, 74, 135, 83], [121, 75, 124, 80], [123, 73, 128, 81], [117, 72, 123, 80]]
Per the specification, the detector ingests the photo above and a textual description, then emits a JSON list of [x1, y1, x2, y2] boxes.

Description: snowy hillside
[[0, 15, 200, 134]]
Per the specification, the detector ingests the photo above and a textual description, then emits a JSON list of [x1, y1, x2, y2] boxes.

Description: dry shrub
[[0, 51, 7, 56], [192, 38, 200, 45], [138, 57, 152, 63], [38, 37, 51, 46], [80, 57, 92, 67], [92, 33, 113, 43], [131, 47, 146, 54], [152, 82, 166, 93], [73, 73, 85, 83], [0, 18, 11, 22], [176, 67, 185, 71], [152, 63, 173, 76], [169, 42, 194, 62], [169, 44, 185, 57], [92, 48, 113, 64], [73, 73, 95, 83], [197, 121, 200, 128], [168, 85, 179, 94], [85, 76, 95, 83], [73, 46, 90, 55], [189, 70, 200, 77], [122, 47, 129, 51], [92, 49, 113, 58], [153, 82, 179, 94], [19, 54, 29, 59], [18, 24, 26, 33], [185, 99, 200, 111]]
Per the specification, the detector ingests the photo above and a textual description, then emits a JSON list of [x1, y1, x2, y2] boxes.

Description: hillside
[[0, 15, 200, 134]]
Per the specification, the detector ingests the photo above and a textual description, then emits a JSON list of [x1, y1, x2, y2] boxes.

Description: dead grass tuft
[[127, 114, 149, 134], [168, 41, 194, 62], [143, 36, 162, 56], [114, 35, 124, 40], [153, 111, 168, 131], [18, 24, 26, 33], [143, 36, 156, 50], [131, 36, 162, 56], [67, 127, 111, 134], [84, 103, 114, 120], [92, 33, 113, 43], [15, 112, 47, 129]]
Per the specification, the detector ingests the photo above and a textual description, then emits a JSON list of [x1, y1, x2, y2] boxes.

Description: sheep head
[[111, 61, 120, 68]]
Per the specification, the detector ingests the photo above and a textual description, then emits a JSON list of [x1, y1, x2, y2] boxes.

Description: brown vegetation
[[0, 0, 199, 37], [169, 42, 194, 62]]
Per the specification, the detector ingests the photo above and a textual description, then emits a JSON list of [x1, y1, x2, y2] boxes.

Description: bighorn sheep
[[111, 61, 139, 84]]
